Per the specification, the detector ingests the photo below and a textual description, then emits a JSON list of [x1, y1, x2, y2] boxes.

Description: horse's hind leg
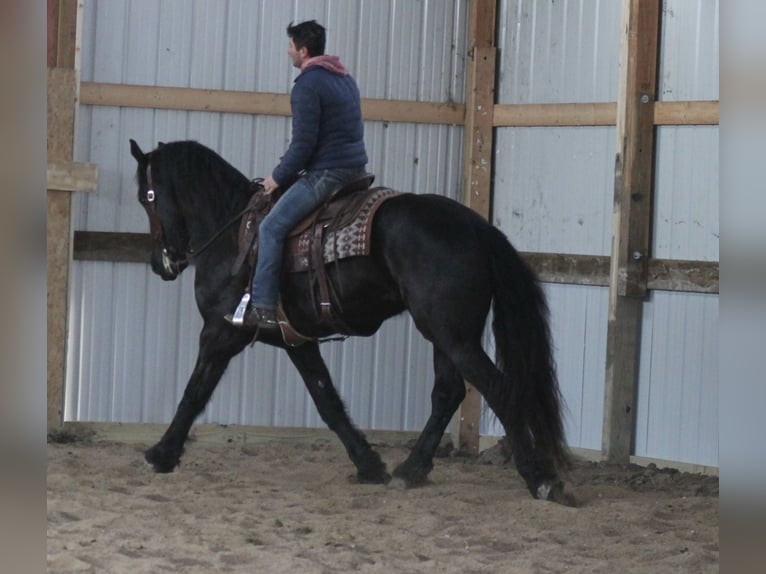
[[286, 343, 390, 484], [444, 342, 563, 500], [391, 347, 466, 488], [145, 322, 252, 472]]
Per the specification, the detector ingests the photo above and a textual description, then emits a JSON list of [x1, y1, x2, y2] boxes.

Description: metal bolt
[[641, 94, 650, 104], [632, 251, 642, 260]]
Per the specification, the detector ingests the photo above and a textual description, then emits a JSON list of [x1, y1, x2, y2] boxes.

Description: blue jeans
[[250, 167, 366, 309]]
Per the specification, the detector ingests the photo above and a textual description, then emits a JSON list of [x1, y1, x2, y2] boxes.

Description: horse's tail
[[486, 226, 571, 478]]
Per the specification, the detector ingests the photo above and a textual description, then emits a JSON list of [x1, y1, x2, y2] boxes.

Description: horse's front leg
[[286, 343, 390, 484], [145, 322, 252, 472]]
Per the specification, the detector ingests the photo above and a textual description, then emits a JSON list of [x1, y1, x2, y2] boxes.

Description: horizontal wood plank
[[47, 160, 99, 192], [80, 82, 292, 116], [80, 82, 465, 125], [654, 100, 719, 125], [80, 82, 717, 127], [72, 231, 718, 293], [647, 258, 719, 293], [493, 100, 718, 127], [73, 231, 152, 263], [493, 103, 617, 127], [362, 98, 464, 125], [521, 252, 610, 286]]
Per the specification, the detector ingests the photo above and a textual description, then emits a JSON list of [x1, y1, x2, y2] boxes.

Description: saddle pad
[[284, 187, 401, 273]]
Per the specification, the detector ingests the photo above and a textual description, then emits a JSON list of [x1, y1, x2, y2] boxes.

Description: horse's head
[[130, 139, 189, 280]]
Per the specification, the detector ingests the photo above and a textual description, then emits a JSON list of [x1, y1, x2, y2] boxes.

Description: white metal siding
[[69, 0, 719, 467], [635, 0, 719, 465], [68, 0, 469, 432], [488, 0, 621, 450], [490, 0, 718, 466], [636, 291, 718, 466], [496, 0, 622, 104]]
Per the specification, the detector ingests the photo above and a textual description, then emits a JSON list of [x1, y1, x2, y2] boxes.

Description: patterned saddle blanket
[[235, 175, 401, 275], [283, 186, 401, 272], [233, 177, 402, 343]]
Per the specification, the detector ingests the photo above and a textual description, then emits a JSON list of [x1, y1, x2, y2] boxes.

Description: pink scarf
[[300, 55, 348, 76]]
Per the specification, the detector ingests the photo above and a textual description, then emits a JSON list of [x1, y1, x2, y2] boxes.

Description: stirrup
[[231, 293, 251, 326]]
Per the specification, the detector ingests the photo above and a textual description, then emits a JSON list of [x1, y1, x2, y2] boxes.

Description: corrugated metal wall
[[67, 0, 469, 431], [487, 0, 622, 450], [637, 0, 719, 466], [488, 0, 718, 466], [68, 0, 718, 467]]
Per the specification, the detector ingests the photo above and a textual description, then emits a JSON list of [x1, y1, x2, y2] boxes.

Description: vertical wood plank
[[459, 0, 497, 455], [602, 0, 661, 463], [47, 0, 82, 431], [47, 0, 60, 67], [47, 69, 76, 431], [56, 0, 79, 69]]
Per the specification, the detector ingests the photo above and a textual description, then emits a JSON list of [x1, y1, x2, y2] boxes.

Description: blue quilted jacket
[[272, 63, 368, 185]]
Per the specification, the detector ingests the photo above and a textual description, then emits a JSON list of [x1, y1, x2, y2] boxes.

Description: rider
[[227, 20, 368, 330]]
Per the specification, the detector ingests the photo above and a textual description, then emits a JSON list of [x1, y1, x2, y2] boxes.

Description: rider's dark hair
[[286, 20, 326, 57]]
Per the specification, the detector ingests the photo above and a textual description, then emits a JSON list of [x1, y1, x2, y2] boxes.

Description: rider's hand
[[263, 176, 279, 195]]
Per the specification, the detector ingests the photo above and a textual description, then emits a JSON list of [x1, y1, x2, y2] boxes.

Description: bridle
[[143, 161, 166, 246], [143, 160, 257, 268]]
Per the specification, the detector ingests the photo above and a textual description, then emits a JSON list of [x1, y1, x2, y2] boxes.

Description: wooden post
[[602, 0, 660, 462], [47, 0, 83, 431], [458, 0, 497, 455]]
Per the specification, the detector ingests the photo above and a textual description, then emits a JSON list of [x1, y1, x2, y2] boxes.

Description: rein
[[180, 206, 252, 264], [144, 161, 257, 266]]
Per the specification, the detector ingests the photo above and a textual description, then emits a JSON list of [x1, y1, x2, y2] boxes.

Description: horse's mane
[[152, 140, 253, 221]]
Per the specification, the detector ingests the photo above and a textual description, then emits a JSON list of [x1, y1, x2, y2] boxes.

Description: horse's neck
[[188, 179, 252, 255]]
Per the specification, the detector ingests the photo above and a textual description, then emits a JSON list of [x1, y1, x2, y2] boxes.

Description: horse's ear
[[130, 139, 145, 162]]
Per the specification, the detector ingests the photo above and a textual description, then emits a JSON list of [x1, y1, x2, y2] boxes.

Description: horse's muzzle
[[153, 247, 187, 280]]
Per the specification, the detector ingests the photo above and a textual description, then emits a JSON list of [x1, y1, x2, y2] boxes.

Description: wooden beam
[[468, 0, 497, 49], [522, 253, 610, 287], [653, 100, 719, 125], [47, 160, 98, 193], [70, 231, 719, 293], [647, 258, 718, 293], [79, 82, 465, 126], [494, 103, 617, 127], [602, 0, 661, 464], [458, 0, 497, 456], [47, 0, 60, 67], [522, 253, 718, 293], [493, 100, 717, 127], [80, 82, 291, 115], [73, 232, 152, 263], [48, 66, 77, 432], [463, 46, 497, 220], [361, 99, 464, 126], [79, 81, 717, 128], [47, 0, 82, 432], [54, 0, 78, 68]]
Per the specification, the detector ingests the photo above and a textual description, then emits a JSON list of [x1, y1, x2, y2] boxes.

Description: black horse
[[129, 139, 571, 502]]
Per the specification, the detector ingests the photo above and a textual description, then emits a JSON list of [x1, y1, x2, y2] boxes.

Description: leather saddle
[[233, 174, 401, 344]]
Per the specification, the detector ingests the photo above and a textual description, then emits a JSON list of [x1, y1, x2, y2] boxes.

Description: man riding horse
[[226, 20, 368, 330]]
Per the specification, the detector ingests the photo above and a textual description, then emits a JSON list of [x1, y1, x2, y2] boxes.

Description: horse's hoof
[[144, 445, 179, 473], [387, 476, 409, 490], [356, 468, 391, 484], [391, 460, 432, 488], [536, 480, 576, 506], [354, 456, 390, 484]]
